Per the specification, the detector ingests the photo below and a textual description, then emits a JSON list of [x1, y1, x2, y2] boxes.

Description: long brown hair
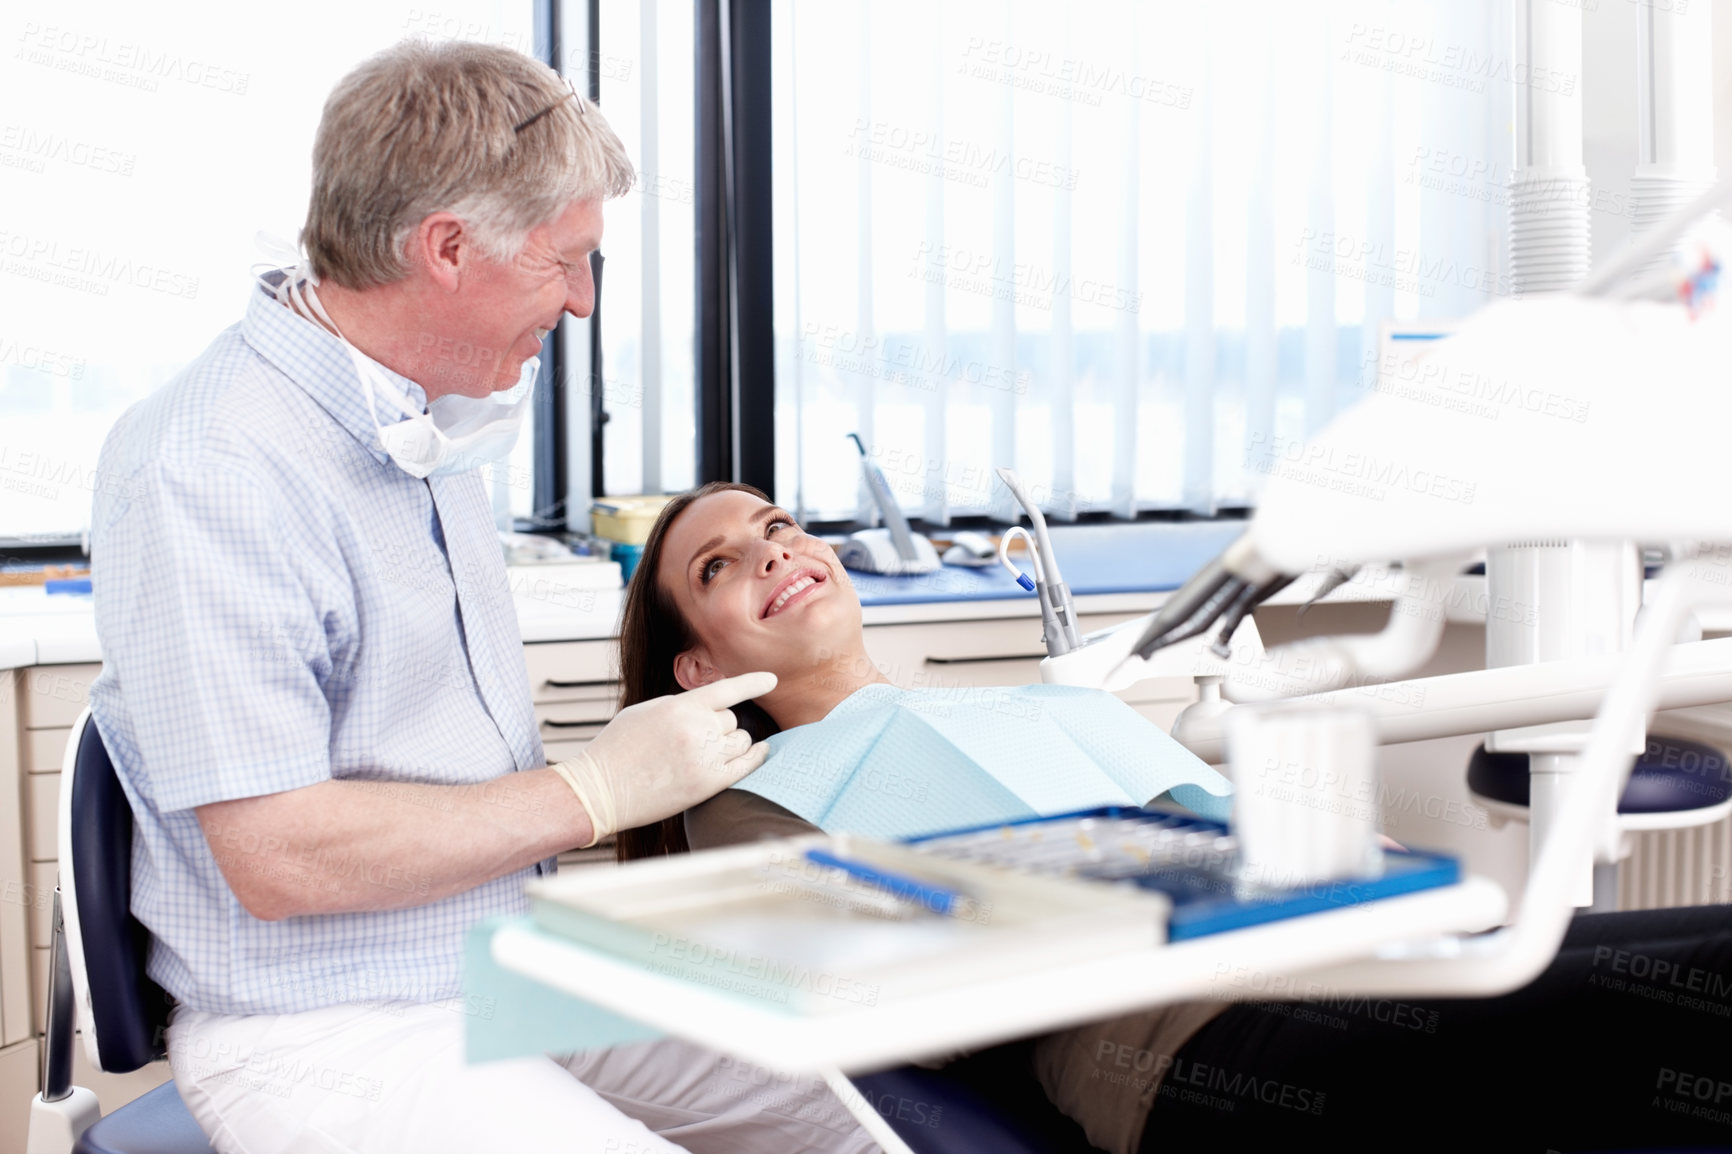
[[613, 481, 782, 861]]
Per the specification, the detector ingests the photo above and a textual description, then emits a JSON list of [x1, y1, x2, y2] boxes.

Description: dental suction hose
[[994, 468, 1082, 657]]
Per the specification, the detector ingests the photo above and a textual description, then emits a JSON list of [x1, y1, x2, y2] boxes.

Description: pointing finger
[[689, 671, 778, 710]]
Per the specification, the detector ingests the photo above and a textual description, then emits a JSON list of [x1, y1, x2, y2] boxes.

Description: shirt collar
[[243, 272, 431, 466]]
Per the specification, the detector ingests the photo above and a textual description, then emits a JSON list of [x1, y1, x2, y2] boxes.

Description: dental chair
[[26, 708, 215, 1154], [851, 1041, 1098, 1154]]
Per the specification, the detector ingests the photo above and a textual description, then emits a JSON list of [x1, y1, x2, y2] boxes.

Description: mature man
[[87, 41, 874, 1153]]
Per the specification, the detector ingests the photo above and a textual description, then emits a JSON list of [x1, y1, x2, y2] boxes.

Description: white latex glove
[[551, 672, 778, 848]]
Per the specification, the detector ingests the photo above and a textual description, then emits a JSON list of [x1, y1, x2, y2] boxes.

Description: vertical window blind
[[770, 0, 1512, 526], [585, 0, 699, 502]]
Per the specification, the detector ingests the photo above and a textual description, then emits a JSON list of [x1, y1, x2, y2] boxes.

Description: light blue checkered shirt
[[88, 277, 549, 1016]]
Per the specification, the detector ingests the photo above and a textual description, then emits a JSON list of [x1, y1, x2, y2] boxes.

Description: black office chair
[[26, 708, 214, 1154]]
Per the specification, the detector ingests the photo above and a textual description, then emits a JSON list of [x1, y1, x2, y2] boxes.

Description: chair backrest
[[57, 708, 173, 1073], [1467, 736, 1732, 814]]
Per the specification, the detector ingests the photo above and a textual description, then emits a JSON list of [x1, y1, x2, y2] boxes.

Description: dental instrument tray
[[525, 834, 1170, 1013], [904, 807, 1461, 941]]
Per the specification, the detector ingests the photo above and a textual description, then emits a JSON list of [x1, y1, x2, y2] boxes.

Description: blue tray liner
[[903, 806, 1461, 942]]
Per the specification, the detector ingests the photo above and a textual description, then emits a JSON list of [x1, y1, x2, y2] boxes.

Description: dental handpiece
[[993, 468, 1082, 657], [848, 433, 921, 561]]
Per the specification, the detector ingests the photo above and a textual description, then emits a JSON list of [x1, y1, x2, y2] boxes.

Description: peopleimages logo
[[911, 242, 1142, 313], [957, 38, 1193, 110], [800, 323, 1031, 395], [1362, 347, 1592, 425], [1092, 1042, 1327, 1115], [0, 230, 200, 300], [0, 124, 137, 176], [1339, 23, 1577, 95], [1244, 431, 1477, 506], [844, 119, 1081, 191], [1291, 228, 1512, 297], [15, 23, 251, 94]]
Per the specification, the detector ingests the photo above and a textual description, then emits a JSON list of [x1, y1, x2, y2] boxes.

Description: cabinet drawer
[[26, 727, 69, 774], [523, 641, 618, 704], [0, 1037, 40, 1145], [863, 613, 1147, 679], [864, 620, 1047, 680], [861, 613, 1196, 705], [910, 655, 1047, 691], [26, 774, 57, 864], [535, 698, 616, 727], [23, 664, 99, 729]]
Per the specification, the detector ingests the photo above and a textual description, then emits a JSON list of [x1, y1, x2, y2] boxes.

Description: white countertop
[[0, 586, 102, 668], [0, 568, 1459, 671], [23, 569, 1714, 672], [0, 584, 1080, 668]]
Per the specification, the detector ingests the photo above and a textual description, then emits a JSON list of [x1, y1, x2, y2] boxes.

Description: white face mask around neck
[[262, 261, 537, 480]]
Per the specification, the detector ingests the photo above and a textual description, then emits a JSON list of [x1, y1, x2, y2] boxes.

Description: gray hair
[[302, 40, 635, 289]]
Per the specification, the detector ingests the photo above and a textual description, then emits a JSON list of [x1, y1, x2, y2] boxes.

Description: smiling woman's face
[[657, 489, 860, 690]]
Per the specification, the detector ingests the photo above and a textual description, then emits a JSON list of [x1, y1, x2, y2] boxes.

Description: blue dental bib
[[737, 683, 1232, 840]]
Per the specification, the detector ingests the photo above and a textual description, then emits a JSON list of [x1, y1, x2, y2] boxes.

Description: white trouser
[[167, 1001, 879, 1154]]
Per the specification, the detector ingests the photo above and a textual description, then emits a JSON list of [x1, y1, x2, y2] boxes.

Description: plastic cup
[[1225, 704, 1384, 892]]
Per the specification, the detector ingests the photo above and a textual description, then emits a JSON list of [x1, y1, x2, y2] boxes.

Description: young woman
[[617, 481, 1732, 1152]]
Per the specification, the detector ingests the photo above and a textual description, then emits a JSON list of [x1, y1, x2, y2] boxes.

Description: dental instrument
[[995, 526, 1039, 592], [993, 468, 1082, 656], [907, 808, 1460, 941], [802, 848, 982, 920], [834, 434, 942, 576]]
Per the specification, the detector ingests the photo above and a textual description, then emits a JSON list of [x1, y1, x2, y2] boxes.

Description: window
[[0, 0, 541, 543], [0, 0, 701, 546], [770, 0, 1510, 525], [585, 0, 699, 502]]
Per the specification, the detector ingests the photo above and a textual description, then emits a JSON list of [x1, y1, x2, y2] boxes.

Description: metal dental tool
[[836, 434, 941, 575], [994, 468, 1082, 657], [1122, 531, 1281, 663]]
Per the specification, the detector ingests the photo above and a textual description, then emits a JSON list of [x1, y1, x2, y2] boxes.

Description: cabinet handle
[[540, 718, 608, 729], [544, 678, 615, 689], [924, 652, 1045, 665]]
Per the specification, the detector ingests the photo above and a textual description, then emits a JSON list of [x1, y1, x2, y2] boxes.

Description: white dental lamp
[[1008, 180, 1732, 998]]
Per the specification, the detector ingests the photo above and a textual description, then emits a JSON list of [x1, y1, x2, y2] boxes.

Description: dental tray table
[[525, 835, 1172, 1014], [905, 807, 1462, 941], [469, 818, 1507, 1074]]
